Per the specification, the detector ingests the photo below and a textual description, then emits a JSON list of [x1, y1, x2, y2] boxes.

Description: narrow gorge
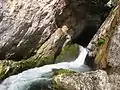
[[0, 0, 120, 90]]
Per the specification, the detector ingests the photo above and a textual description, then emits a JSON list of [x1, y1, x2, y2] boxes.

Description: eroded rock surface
[[54, 1, 120, 90], [107, 17, 120, 90], [0, 0, 110, 61], [0, 0, 111, 80], [54, 70, 110, 90], [0, 0, 67, 60], [1, 0, 120, 90], [108, 24, 120, 68]]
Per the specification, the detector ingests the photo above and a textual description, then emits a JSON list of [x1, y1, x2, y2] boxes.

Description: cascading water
[[0, 46, 90, 90]]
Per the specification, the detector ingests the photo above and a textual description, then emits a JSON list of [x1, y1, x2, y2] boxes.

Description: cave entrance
[[72, 6, 112, 47]]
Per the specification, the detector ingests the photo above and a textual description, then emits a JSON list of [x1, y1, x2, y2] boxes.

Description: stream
[[0, 0, 114, 90], [0, 46, 90, 90]]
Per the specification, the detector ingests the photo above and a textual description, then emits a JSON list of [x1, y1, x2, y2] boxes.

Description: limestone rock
[[0, 0, 67, 60], [108, 24, 120, 68], [87, 1, 120, 69], [109, 73, 120, 90], [0, 0, 88, 61], [0, 0, 110, 61], [54, 70, 110, 90], [86, 1, 120, 89], [0, 0, 111, 80]]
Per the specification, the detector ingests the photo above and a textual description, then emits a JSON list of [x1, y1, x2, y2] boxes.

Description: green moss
[[52, 78, 65, 90], [0, 60, 14, 80], [52, 69, 75, 76], [97, 37, 105, 46], [94, 35, 108, 67], [12, 55, 54, 73], [52, 69, 75, 90], [0, 44, 78, 80], [55, 44, 79, 63], [0, 55, 54, 80], [0, 63, 8, 79], [94, 5, 120, 68], [95, 50, 102, 64]]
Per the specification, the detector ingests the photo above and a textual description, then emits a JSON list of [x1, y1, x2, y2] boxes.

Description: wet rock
[[55, 44, 79, 63]]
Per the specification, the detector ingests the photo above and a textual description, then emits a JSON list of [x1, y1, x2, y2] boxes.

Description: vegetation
[[55, 44, 79, 63]]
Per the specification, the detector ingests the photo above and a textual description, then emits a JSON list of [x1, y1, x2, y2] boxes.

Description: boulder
[[54, 70, 110, 90]]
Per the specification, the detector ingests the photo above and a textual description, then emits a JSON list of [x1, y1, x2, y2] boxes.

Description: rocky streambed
[[0, 46, 90, 90]]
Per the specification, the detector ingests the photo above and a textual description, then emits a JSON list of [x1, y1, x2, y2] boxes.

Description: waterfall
[[0, 46, 91, 90]]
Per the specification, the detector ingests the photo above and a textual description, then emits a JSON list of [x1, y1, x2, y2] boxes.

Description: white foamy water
[[0, 46, 90, 90]]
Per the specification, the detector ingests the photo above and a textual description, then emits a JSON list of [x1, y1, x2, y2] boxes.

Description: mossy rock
[[0, 55, 54, 80], [52, 69, 75, 90], [55, 44, 79, 63], [52, 69, 75, 76], [0, 44, 79, 80]]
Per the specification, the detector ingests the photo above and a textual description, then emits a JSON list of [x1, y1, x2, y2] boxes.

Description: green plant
[[98, 38, 105, 46]]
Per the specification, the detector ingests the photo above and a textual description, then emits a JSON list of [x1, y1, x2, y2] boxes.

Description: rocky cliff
[[54, 0, 120, 90], [0, 0, 120, 90]]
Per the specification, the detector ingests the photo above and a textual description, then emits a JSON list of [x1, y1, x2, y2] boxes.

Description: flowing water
[[0, 46, 91, 90]]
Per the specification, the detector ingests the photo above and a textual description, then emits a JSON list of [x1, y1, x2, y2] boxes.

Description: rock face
[[107, 17, 120, 90], [0, 0, 83, 79], [0, 0, 109, 60], [54, 0, 120, 90], [0, 46, 90, 90], [108, 24, 120, 68], [87, 3, 120, 69], [0, 0, 110, 80], [55, 44, 79, 63], [54, 70, 110, 90], [1, 0, 120, 89], [0, 0, 67, 60]]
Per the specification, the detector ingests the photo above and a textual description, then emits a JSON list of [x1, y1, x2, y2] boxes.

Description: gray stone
[[54, 70, 110, 90], [108, 24, 120, 68], [109, 73, 120, 90]]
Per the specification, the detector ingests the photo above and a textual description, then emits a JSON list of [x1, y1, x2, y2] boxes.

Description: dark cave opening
[[72, 7, 112, 47], [73, 25, 98, 47], [72, 6, 112, 69]]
